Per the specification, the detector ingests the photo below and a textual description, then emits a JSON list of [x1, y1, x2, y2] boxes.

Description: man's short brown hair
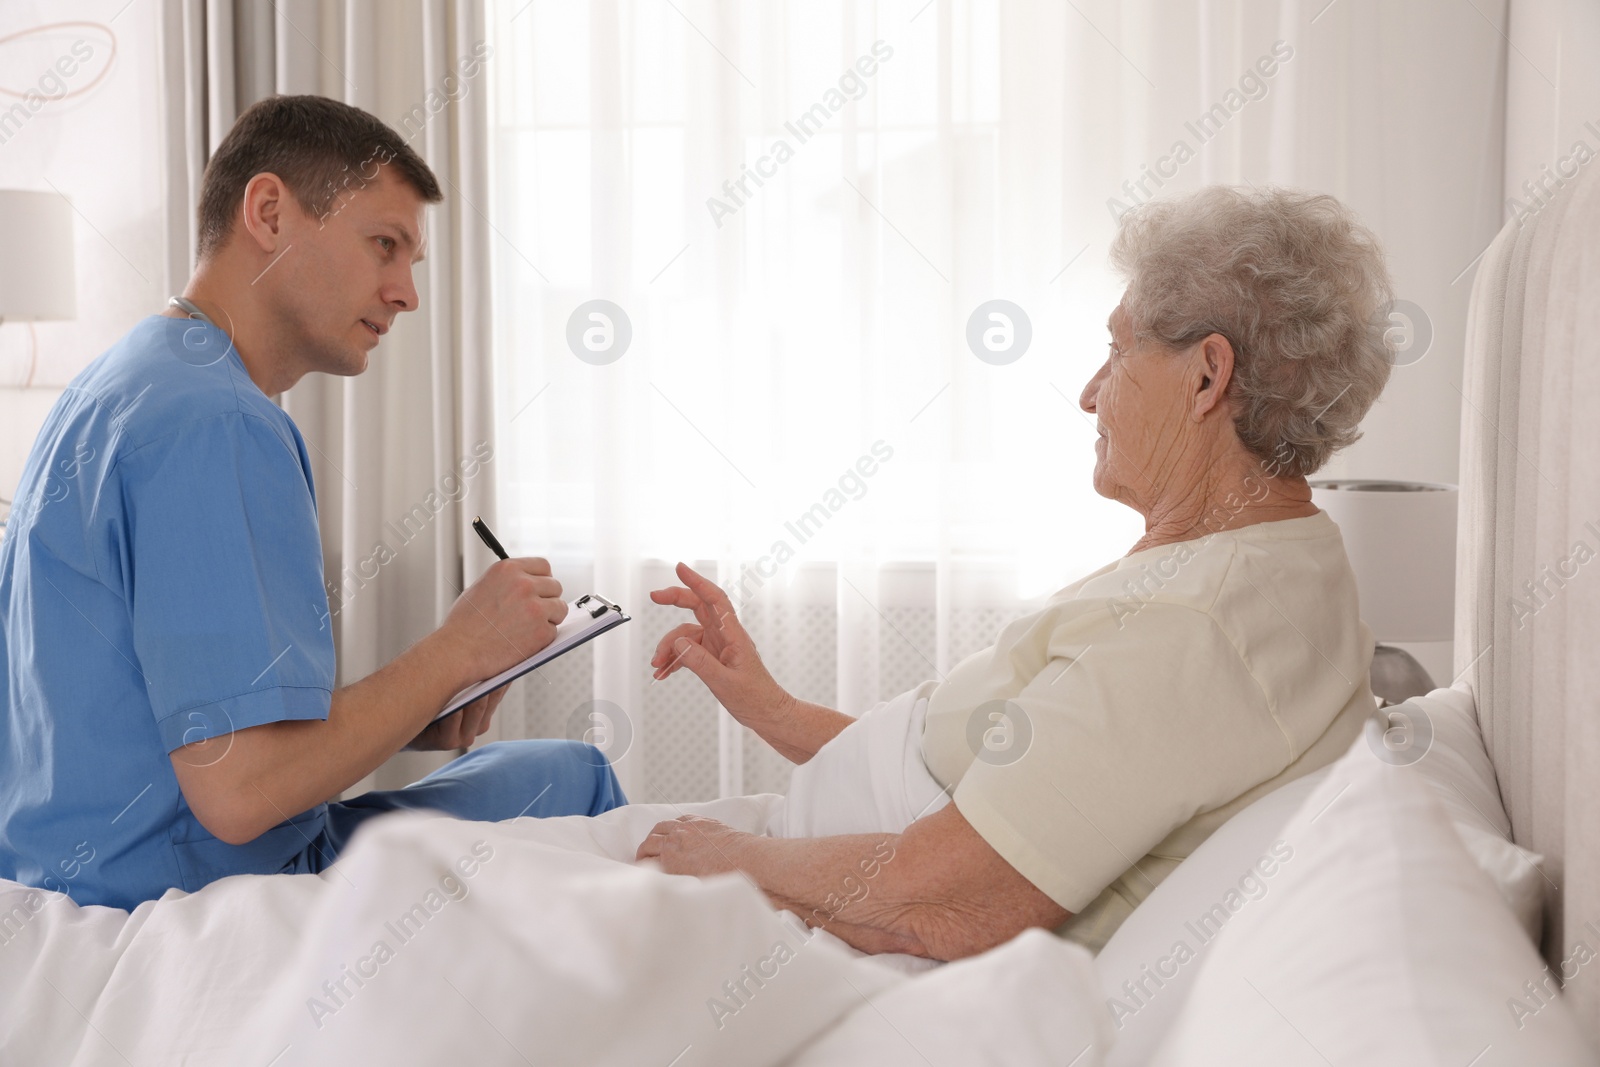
[[196, 94, 443, 260]]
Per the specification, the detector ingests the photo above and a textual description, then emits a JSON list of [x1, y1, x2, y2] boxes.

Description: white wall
[[1384, 0, 1600, 688], [0, 1, 166, 511], [1503, 2, 1600, 226], [1308, 2, 1505, 495], [1298, 0, 1600, 688]]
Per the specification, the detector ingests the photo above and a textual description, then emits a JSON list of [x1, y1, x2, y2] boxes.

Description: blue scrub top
[[0, 315, 337, 910]]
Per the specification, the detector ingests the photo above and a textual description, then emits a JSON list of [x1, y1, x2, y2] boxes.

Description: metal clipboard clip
[[575, 592, 625, 619]]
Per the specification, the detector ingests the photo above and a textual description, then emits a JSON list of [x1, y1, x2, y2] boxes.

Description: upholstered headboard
[[1457, 162, 1600, 1038]]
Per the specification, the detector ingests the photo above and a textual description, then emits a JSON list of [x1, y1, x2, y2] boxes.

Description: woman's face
[[1079, 300, 1201, 512]]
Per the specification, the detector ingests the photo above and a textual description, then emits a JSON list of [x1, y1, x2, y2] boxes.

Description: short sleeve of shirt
[[950, 602, 1290, 913], [116, 413, 336, 753]]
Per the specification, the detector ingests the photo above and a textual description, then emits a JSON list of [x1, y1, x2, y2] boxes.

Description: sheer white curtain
[[483, 0, 1505, 802]]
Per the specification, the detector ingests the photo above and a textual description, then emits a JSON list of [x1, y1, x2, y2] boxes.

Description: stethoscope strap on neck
[[167, 296, 214, 326]]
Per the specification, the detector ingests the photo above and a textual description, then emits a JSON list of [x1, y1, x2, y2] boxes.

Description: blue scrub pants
[[307, 739, 627, 867]]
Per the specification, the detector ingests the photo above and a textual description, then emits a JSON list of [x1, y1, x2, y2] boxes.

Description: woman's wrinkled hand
[[648, 562, 791, 726], [635, 815, 749, 877]]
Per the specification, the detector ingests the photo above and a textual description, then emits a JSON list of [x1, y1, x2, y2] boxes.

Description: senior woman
[[637, 185, 1393, 960]]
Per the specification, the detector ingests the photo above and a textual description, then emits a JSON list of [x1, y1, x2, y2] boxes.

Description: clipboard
[[432, 593, 631, 722]]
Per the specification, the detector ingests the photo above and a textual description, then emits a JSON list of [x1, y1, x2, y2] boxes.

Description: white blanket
[[767, 683, 951, 840], [0, 720, 1111, 1067]]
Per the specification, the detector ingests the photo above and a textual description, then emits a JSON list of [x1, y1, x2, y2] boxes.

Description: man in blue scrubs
[[0, 96, 624, 911]]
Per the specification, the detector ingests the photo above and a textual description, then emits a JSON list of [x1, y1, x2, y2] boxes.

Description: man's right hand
[[439, 557, 569, 683], [170, 558, 568, 848]]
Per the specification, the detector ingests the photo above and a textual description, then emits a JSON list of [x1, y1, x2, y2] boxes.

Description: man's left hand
[[406, 685, 508, 751]]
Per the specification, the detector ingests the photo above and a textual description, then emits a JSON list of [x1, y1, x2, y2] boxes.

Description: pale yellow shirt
[[920, 510, 1374, 951]]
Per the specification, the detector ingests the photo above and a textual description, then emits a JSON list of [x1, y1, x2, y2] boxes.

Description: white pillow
[[1379, 682, 1546, 941], [1099, 683, 1546, 1066], [1097, 768, 1329, 1067], [1145, 737, 1594, 1066], [783, 929, 1112, 1067]]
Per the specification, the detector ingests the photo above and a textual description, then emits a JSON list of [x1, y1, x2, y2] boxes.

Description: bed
[[3, 169, 1599, 1063]]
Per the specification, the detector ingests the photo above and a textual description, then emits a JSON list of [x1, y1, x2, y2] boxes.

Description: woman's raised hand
[[649, 562, 790, 725]]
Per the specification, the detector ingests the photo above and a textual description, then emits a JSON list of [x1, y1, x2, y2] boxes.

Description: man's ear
[[239, 173, 292, 255], [1192, 332, 1235, 420]]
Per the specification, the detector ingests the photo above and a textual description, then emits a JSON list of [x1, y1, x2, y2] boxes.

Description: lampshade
[[0, 189, 77, 322], [1309, 480, 1457, 643]]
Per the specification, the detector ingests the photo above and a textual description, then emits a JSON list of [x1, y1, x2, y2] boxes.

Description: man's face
[[269, 166, 427, 378]]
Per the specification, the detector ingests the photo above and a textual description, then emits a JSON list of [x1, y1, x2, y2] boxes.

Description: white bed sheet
[[0, 794, 1108, 1067]]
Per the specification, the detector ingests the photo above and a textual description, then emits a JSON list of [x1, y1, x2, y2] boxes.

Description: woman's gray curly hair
[[1109, 186, 1396, 478]]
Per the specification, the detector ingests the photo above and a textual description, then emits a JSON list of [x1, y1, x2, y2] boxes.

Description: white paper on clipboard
[[432, 593, 630, 722]]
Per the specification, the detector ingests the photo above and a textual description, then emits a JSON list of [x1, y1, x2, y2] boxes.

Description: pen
[[472, 516, 510, 560]]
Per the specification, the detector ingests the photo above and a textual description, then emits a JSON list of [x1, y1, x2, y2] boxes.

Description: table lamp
[[1309, 479, 1458, 704], [0, 188, 77, 532]]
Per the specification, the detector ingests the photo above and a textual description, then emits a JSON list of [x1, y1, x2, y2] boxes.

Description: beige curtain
[[157, 0, 495, 790]]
